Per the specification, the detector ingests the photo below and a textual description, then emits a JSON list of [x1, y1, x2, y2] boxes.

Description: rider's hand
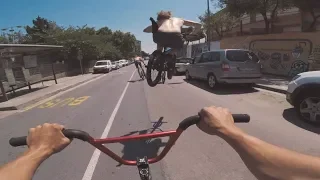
[[27, 123, 71, 156], [197, 106, 239, 136]]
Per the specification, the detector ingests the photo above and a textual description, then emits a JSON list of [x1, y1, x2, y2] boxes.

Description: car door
[[202, 51, 222, 79], [195, 52, 212, 79], [188, 56, 201, 78]]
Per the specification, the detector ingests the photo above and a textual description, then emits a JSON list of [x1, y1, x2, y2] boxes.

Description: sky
[[0, 0, 216, 53]]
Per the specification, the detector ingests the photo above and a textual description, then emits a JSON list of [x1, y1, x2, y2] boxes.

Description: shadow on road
[[283, 108, 320, 134], [116, 117, 168, 166], [128, 79, 144, 83], [167, 82, 184, 85], [184, 79, 258, 95]]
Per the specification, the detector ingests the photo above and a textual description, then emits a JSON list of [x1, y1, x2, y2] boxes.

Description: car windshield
[[226, 50, 259, 62], [177, 58, 192, 63], [112, 62, 115, 65], [95, 62, 108, 65]]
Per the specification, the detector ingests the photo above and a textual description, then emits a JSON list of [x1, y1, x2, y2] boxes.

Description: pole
[[207, 0, 211, 51], [51, 63, 57, 84], [0, 81, 8, 101]]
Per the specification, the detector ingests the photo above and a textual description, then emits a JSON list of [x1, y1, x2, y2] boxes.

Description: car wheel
[[245, 83, 255, 88], [295, 92, 320, 125], [185, 71, 192, 80], [207, 74, 218, 89]]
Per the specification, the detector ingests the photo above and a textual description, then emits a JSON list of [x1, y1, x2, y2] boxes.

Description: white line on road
[[81, 70, 136, 180]]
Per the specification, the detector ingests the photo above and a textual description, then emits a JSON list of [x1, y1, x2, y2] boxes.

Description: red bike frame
[[85, 128, 184, 166]]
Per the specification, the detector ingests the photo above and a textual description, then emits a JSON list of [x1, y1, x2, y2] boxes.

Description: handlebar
[[9, 114, 250, 147]]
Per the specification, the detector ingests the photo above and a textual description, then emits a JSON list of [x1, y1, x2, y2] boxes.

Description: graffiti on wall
[[191, 43, 208, 58], [249, 39, 313, 77], [308, 45, 320, 65]]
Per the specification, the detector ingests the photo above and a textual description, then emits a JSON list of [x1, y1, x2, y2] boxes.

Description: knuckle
[[28, 128, 35, 133], [43, 123, 51, 127]]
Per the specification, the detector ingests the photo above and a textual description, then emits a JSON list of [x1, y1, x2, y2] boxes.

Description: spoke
[[310, 112, 318, 122], [305, 98, 314, 107], [300, 108, 312, 113]]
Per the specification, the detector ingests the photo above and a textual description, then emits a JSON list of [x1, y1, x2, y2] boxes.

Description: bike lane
[[0, 66, 136, 180]]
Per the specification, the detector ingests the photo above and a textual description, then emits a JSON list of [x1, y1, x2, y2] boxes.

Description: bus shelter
[[0, 44, 63, 102]]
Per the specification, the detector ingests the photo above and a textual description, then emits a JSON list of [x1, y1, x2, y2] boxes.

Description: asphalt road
[[0, 65, 320, 180]]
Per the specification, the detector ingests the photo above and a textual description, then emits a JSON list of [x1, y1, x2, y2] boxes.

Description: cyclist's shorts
[[134, 61, 141, 68], [153, 32, 185, 49]]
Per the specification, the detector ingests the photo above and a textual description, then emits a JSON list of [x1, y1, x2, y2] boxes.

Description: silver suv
[[185, 49, 262, 89]]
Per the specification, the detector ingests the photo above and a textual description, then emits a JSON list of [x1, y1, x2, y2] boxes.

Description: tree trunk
[[306, 14, 320, 32], [263, 15, 270, 34], [270, 0, 279, 33]]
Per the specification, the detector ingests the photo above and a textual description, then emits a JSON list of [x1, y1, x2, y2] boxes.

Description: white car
[[175, 57, 193, 74], [286, 71, 320, 124], [119, 60, 127, 67], [93, 60, 112, 74]]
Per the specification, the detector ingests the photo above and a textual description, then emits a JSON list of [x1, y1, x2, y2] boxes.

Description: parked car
[[111, 61, 119, 70], [286, 71, 320, 124], [175, 57, 193, 75], [119, 60, 127, 67], [185, 49, 262, 89], [93, 60, 112, 73]]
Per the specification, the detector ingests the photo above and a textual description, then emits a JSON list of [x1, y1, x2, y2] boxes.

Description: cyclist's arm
[[143, 25, 152, 33], [221, 127, 320, 180], [0, 123, 70, 180], [0, 148, 50, 180]]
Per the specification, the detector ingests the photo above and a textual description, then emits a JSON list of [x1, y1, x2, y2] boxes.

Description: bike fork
[[137, 156, 152, 180]]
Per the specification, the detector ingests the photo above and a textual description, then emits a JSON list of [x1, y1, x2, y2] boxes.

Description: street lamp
[[207, 0, 211, 51]]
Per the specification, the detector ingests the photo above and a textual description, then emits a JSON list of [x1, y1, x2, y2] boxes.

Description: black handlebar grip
[[179, 114, 250, 130], [9, 136, 27, 147], [233, 114, 250, 123], [9, 129, 91, 147]]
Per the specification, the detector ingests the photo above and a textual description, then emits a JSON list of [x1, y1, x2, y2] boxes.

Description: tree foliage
[[1, 16, 139, 67], [216, 0, 293, 33], [199, 9, 237, 39], [291, 0, 320, 31]]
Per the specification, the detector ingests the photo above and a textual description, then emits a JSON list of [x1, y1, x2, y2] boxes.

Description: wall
[[220, 32, 320, 77]]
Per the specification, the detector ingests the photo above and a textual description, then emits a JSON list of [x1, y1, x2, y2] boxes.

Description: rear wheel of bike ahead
[[146, 51, 162, 87]]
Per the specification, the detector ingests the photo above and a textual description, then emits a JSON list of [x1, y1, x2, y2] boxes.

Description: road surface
[[0, 65, 319, 180]]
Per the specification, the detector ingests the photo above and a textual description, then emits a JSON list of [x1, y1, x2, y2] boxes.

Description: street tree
[[291, 0, 320, 32], [199, 9, 237, 39], [217, 0, 293, 34]]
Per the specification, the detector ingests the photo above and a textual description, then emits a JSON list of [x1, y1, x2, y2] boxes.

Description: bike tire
[[137, 68, 144, 80], [146, 52, 162, 87]]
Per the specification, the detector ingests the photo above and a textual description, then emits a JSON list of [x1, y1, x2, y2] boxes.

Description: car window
[[210, 52, 220, 62], [177, 58, 192, 63], [95, 62, 108, 65], [226, 50, 257, 62], [194, 56, 201, 64], [199, 52, 211, 63]]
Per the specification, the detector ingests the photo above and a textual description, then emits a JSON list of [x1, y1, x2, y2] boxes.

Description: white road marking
[[81, 70, 136, 180]]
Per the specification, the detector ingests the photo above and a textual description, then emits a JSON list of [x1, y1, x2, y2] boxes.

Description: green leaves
[[22, 16, 138, 62]]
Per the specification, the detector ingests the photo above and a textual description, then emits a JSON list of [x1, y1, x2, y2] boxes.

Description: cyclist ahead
[[1, 106, 320, 180], [134, 55, 144, 71], [143, 10, 202, 79]]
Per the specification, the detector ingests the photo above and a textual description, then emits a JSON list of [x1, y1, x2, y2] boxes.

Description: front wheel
[[185, 70, 192, 80], [207, 74, 218, 89], [146, 51, 162, 87], [295, 92, 320, 125]]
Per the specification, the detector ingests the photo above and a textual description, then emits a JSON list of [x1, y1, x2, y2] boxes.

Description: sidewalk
[[254, 74, 290, 94], [0, 73, 103, 111]]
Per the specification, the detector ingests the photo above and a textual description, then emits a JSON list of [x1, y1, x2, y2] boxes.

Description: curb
[[254, 84, 287, 94], [0, 74, 103, 111]]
